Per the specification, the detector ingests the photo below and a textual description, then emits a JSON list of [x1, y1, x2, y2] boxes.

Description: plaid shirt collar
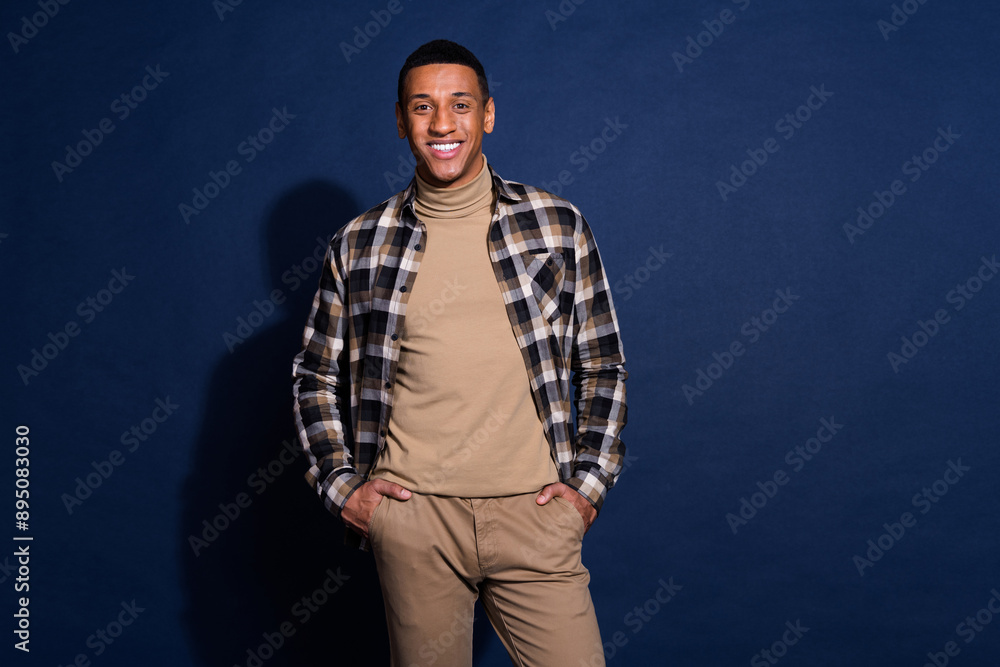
[[396, 162, 523, 223]]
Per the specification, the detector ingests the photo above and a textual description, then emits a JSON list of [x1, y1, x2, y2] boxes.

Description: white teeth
[[430, 142, 460, 152]]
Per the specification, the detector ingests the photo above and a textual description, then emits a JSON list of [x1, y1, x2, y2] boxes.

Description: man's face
[[396, 63, 495, 189]]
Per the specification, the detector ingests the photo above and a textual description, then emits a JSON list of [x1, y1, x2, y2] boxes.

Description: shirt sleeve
[[565, 213, 629, 514], [291, 236, 364, 518]]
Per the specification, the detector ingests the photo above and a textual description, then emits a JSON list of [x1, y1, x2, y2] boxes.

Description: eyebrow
[[407, 91, 477, 103]]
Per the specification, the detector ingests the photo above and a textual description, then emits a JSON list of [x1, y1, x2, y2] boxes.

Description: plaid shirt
[[292, 163, 628, 549]]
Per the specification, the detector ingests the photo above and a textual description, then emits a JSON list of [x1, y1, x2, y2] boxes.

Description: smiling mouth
[[428, 141, 463, 154]]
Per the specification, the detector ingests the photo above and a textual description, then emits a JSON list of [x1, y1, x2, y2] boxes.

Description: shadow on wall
[[178, 180, 394, 666], [179, 178, 501, 666]]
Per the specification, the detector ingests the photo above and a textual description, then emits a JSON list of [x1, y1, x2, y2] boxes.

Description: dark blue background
[[3, 1, 999, 665]]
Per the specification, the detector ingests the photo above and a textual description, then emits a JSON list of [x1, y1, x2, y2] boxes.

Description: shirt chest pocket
[[518, 249, 566, 323]]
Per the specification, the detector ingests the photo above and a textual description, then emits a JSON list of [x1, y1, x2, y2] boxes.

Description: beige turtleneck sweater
[[368, 154, 559, 496]]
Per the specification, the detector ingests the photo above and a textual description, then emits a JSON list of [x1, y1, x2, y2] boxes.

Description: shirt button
[[384, 382, 391, 389], [391, 333, 398, 341], [400, 285, 407, 292], [414, 244, 422, 251]]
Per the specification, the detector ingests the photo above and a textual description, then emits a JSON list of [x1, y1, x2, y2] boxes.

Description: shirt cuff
[[565, 470, 611, 515], [318, 468, 365, 517]]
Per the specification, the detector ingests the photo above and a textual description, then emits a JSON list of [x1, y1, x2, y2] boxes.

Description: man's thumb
[[388, 483, 412, 500]]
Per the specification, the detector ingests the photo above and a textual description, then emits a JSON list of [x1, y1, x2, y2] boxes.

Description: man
[[292, 39, 628, 666]]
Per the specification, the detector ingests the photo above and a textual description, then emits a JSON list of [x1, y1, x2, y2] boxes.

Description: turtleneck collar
[[414, 153, 494, 219]]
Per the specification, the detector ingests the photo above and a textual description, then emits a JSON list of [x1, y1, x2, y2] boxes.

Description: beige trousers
[[368, 489, 605, 667]]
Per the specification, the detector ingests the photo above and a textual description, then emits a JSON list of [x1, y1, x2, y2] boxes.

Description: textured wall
[[3, 1, 998, 665]]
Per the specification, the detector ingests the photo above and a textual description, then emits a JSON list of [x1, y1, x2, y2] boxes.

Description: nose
[[429, 107, 455, 136]]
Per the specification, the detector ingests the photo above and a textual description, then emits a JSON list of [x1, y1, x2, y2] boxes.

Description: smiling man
[[292, 39, 628, 666], [396, 58, 493, 188]]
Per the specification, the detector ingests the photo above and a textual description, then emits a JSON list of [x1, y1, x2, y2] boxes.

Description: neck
[[414, 154, 493, 219]]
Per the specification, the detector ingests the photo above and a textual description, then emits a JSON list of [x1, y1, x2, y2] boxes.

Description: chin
[[424, 166, 461, 185]]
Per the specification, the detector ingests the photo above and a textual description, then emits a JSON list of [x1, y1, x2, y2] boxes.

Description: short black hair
[[397, 39, 489, 107]]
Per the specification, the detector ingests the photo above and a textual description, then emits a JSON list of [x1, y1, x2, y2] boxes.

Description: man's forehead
[[403, 63, 479, 95]]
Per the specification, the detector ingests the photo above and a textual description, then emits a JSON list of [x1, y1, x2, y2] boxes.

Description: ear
[[483, 97, 495, 134], [395, 102, 407, 139]]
